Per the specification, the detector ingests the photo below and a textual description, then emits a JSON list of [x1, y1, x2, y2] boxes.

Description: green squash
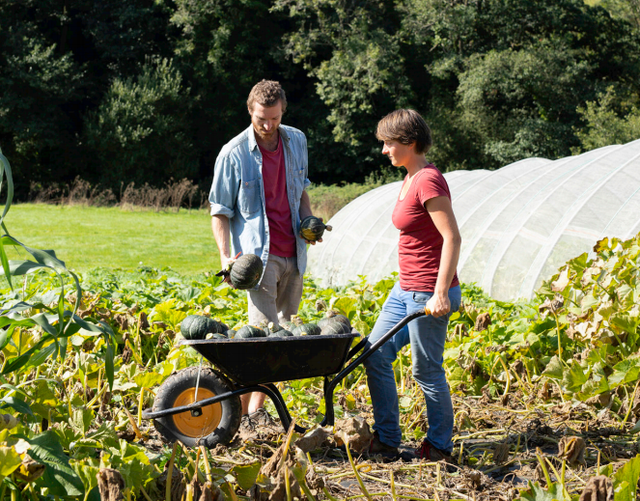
[[229, 254, 263, 289], [300, 216, 332, 242], [319, 317, 351, 336], [267, 322, 294, 338], [234, 325, 267, 339], [292, 323, 321, 337], [181, 315, 226, 340]]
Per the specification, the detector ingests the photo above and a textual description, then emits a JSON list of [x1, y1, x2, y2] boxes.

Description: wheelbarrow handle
[[321, 306, 431, 427], [346, 306, 431, 360]]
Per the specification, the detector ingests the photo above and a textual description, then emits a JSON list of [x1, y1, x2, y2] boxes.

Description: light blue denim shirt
[[209, 124, 311, 283]]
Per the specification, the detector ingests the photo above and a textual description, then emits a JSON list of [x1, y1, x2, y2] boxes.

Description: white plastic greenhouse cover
[[307, 139, 640, 300]]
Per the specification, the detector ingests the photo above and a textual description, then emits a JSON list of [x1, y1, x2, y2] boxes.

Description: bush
[[83, 57, 199, 193]]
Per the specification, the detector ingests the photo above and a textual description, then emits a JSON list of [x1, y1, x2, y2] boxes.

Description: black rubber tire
[[152, 367, 241, 448]]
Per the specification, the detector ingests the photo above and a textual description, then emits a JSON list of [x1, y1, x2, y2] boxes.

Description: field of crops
[[1, 224, 640, 500]]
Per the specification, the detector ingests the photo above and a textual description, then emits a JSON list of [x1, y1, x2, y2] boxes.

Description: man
[[209, 79, 318, 416]]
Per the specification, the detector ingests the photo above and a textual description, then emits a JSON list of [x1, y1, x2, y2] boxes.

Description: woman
[[364, 109, 462, 461]]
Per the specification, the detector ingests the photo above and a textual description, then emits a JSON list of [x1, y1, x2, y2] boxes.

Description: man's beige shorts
[[247, 255, 303, 327]]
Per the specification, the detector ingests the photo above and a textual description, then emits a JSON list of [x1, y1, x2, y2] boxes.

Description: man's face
[[249, 101, 283, 142]]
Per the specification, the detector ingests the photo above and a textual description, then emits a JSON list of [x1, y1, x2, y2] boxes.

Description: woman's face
[[381, 139, 414, 168]]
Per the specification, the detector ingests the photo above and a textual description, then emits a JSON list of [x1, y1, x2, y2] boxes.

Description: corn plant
[[0, 147, 118, 498]]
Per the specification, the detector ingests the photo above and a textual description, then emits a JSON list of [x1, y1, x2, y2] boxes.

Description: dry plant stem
[[166, 442, 178, 501], [123, 407, 142, 440], [126, 338, 144, 366], [285, 464, 292, 501], [322, 487, 339, 501], [390, 471, 397, 501], [552, 310, 563, 361], [86, 382, 108, 409], [342, 437, 372, 501], [138, 386, 145, 426], [620, 378, 640, 429], [358, 472, 419, 491], [454, 428, 507, 440], [192, 447, 205, 484], [491, 355, 511, 397], [279, 418, 298, 470], [139, 485, 153, 501]]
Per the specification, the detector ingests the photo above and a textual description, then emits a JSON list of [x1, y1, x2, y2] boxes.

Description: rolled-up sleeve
[[209, 153, 238, 218]]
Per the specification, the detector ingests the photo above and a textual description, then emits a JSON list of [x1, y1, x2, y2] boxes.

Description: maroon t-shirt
[[259, 139, 296, 257], [391, 164, 460, 292]]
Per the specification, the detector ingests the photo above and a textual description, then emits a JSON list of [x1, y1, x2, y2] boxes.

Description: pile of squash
[[180, 312, 351, 341]]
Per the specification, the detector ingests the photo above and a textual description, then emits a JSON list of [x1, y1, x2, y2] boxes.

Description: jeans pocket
[[412, 291, 431, 304]]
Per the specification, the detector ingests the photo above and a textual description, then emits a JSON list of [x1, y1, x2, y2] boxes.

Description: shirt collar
[[248, 125, 290, 151]]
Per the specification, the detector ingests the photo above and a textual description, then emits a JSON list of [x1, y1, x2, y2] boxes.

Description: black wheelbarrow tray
[[142, 309, 427, 448]]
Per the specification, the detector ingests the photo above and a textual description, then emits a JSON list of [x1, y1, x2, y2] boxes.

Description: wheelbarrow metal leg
[[320, 309, 425, 427], [260, 383, 306, 435]]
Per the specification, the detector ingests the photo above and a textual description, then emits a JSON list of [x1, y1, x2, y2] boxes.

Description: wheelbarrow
[[142, 308, 429, 448]]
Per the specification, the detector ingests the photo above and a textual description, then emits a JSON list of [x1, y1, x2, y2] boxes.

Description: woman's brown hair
[[376, 109, 432, 154]]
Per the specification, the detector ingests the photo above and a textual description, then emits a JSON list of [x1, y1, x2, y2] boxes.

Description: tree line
[[1, 0, 640, 200]]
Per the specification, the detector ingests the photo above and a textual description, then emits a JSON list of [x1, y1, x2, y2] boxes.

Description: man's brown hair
[[376, 109, 432, 154], [247, 79, 287, 113]]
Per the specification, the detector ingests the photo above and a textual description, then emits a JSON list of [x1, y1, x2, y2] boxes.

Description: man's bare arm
[[211, 215, 232, 270], [299, 190, 312, 220]]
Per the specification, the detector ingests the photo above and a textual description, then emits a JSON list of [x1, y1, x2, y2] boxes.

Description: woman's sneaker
[[414, 439, 452, 462]]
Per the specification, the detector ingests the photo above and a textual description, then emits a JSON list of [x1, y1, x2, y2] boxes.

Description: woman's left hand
[[426, 293, 451, 318]]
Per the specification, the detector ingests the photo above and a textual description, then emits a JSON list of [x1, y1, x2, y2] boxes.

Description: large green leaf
[[562, 361, 590, 395], [609, 358, 640, 387], [231, 461, 261, 491], [542, 355, 564, 380], [0, 259, 47, 277], [0, 396, 34, 416], [28, 431, 85, 497], [0, 446, 22, 480], [104, 441, 154, 490], [70, 458, 100, 501], [0, 149, 15, 290], [133, 371, 163, 389], [519, 480, 571, 501], [613, 455, 640, 501]]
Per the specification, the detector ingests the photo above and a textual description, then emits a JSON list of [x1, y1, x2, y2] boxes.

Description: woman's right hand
[[426, 293, 451, 318]]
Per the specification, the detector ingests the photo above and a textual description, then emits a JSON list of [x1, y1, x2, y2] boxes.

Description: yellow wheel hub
[[172, 388, 221, 438]]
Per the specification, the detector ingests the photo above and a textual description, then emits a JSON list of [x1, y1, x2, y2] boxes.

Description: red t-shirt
[[391, 165, 460, 292], [259, 139, 296, 257]]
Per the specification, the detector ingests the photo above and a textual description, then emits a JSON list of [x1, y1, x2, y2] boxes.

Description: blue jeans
[[363, 282, 461, 452]]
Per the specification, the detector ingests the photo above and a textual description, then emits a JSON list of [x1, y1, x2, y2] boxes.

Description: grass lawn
[[3, 204, 219, 276]]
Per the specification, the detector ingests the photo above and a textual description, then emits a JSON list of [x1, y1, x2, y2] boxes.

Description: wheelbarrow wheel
[[152, 367, 241, 448]]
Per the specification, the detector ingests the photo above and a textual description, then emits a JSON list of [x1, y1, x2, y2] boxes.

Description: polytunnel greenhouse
[[307, 139, 640, 301]]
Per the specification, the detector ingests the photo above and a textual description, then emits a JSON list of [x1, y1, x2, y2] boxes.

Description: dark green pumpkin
[[320, 317, 351, 336], [266, 322, 294, 337], [318, 313, 351, 330], [300, 216, 332, 242], [229, 254, 263, 290], [234, 325, 267, 339], [181, 315, 226, 340], [292, 323, 321, 337], [280, 321, 295, 332], [269, 328, 294, 338]]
